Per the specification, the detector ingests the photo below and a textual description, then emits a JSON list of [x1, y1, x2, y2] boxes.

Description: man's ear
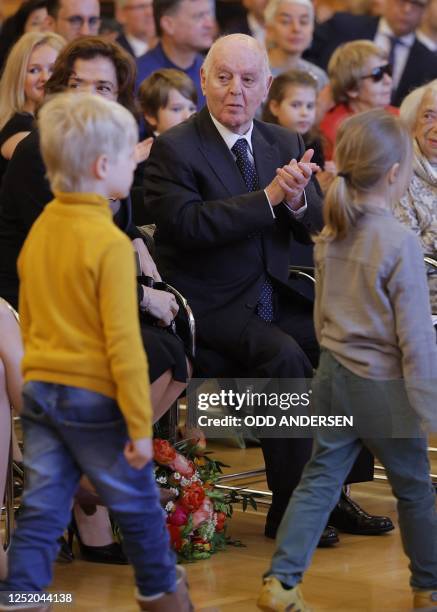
[[94, 154, 109, 180], [264, 74, 273, 100], [115, 6, 127, 26], [200, 66, 207, 96], [160, 14, 175, 36], [44, 14, 56, 32]]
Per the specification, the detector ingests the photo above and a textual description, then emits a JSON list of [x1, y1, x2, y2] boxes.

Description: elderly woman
[[320, 39, 397, 160], [394, 80, 437, 315], [264, 0, 328, 88]]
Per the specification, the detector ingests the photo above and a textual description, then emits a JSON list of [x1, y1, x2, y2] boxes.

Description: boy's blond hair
[[38, 93, 138, 193], [328, 40, 388, 105]]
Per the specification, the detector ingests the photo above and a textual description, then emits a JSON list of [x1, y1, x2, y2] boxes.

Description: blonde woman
[[0, 31, 65, 184]]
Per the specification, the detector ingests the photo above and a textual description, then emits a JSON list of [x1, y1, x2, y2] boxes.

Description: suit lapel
[[251, 122, 281, 190], [196, 108, 247, 196]]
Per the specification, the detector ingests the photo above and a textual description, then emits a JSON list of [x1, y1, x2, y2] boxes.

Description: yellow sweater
[[18, 192, 152, 440]]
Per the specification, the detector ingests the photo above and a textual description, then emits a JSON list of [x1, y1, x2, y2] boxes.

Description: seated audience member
[[312, 0, 357, 23], [135, 0, 215, 108], [115, 0, 157, 58], [257, 109, 437, 612], [44, 0, 100, 42], [417, 0, 437, 52], [264, 0, 328, 88], [262, 69, 324, 165], [225, 0, 268, 44], [144, 32, 393, 545], [306, 0, 437, 106], [0, 0, 49, 72], [0, 92, 192, 612], [320, 40, 398, 160], [0, 31, 65, 185], [0, 35, 189, 425], [262, 70, 337, 192], [394, 80, 437, 314], [138, 68, 197, 136], [0, 299, 23, 581]]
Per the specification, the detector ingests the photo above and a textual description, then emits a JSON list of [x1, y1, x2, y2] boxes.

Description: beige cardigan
[[314, 204, 437, 382]]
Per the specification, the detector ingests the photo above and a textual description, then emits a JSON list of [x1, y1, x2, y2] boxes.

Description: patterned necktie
[[388, 36, 402, 74], [231, 138, 274, 323]]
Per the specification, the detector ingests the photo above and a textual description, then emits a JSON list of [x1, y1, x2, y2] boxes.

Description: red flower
[[180, 482, 205, 512], [153, 439, 176, 465], [169, 453, 195, 478], [192, 497, 214, 528], [215, 511, 226, 532], [168, 504, 188, 526], [167, 523, 183, 551]]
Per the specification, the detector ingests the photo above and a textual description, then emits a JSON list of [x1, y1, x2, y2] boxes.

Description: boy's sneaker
[[135, 565, 193, 611], [413, 589, 437, 610], [257, 576, 311, 611]]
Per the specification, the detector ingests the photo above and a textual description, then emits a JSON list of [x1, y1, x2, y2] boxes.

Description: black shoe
[[329, 491, 394, 535], [56, 535, 74, 563], [68, 517, 129, 565], [265, 521, 339, 547]]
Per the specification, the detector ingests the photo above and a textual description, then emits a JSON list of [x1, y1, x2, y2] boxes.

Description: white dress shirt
[[374, 18, 415, 91], [125, 34, 148, 58], [209, 113, 307, 216], [417, 30, 437, 53]]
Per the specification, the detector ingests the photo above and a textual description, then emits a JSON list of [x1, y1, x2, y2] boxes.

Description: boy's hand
[[124, 437, 153, 469]]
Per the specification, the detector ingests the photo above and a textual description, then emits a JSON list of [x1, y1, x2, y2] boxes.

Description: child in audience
[[262, 70, 336, 189], [0, 93, 192, 612], [138, 68, 197, 136], [257, 109, 437, 612]]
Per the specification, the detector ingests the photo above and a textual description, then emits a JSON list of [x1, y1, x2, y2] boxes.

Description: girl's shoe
[[136, 565, 194, 611], [257, 577, 311, 612], [413, 589, 437, 610], [68, 517, 128, 565]]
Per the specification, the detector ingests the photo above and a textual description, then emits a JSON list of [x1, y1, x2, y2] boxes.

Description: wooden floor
[[37, 439, 436, 611]]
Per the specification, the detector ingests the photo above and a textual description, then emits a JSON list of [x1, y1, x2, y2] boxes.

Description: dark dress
[[0, 129, 188, 384], [0, 112, 34, 185]]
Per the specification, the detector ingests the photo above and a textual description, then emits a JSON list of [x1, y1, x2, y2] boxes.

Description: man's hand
[[133, 237, 161, 281], [124, 437, 153, 469], [135, 137, 154, 164], [265, 149, 319, 209], [141, 287, 179, 326]]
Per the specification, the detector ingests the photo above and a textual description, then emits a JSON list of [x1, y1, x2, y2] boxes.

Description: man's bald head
[[201, 34, 272, 134]]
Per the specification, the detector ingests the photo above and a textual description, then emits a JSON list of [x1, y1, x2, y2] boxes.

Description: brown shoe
[[413, 589, 437, 610], [136, 565, 193, 611]]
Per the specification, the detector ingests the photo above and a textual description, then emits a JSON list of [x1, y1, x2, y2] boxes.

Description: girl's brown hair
[[318, 109, 412, 242], [262, 69, 318, 124]]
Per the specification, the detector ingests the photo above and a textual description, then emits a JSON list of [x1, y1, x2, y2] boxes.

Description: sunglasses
[[360, 64, 392, 83]]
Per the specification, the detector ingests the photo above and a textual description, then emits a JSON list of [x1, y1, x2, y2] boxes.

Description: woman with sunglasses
[[320, 40, 398, 161]]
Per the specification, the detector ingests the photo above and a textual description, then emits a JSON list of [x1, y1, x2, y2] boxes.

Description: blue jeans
[[268, 350, 437, 591], [0, 382, 176, 597]]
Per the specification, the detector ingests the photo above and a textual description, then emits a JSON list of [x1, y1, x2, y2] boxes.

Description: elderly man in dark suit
[[144, 33, 393, 542], [306, 0, 437, 106]]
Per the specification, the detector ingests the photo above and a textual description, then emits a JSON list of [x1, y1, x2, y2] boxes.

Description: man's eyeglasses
[[360, 64, 392, 83], [62, 15, 101, 30]]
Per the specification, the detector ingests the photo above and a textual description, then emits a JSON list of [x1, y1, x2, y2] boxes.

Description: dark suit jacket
[[305, 13, 437, 106], [116, 33, 135, 58], [143, 107, 323, 352], [0, 130, 142, 309]]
